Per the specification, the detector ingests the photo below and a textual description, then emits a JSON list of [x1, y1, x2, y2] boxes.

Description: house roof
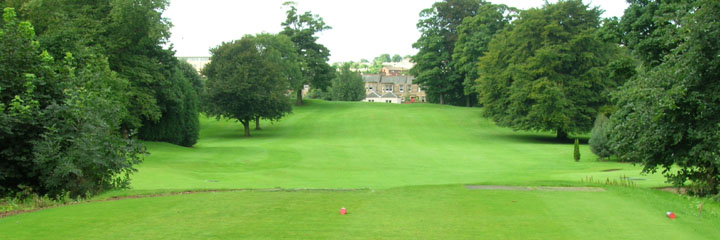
[[382, 66, 408, 71], [382, 92, 400, 98], [362, 75, 415, 84], [362, 75, 382, 83], [382, 76, 415, 84], [366, 90, 381, 99]]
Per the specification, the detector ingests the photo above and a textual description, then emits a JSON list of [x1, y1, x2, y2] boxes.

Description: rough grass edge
[[1, 187, 369, 218]]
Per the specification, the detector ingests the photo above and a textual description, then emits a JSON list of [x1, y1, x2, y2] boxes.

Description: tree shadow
[[493, 133, 589, 145]]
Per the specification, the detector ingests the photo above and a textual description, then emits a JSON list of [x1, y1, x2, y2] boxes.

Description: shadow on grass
[[493, 133, 589, 145]]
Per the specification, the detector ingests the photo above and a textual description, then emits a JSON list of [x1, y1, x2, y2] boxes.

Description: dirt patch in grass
[[1, 188, 368, 219], [465, 185, 605, 192], [655, 187, 687, 194]]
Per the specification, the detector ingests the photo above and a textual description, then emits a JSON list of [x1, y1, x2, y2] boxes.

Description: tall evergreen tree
[[138, 60, 200, 147]]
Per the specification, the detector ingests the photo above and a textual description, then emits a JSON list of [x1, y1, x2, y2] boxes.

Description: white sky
[[165, 0, 629, 63]]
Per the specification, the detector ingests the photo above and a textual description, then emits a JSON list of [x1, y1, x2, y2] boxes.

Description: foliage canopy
[[477, 0, 622, 140]]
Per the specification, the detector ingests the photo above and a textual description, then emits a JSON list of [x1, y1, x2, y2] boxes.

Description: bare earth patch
[[655, 187, 687, 194], [465, 185, 605, 192]]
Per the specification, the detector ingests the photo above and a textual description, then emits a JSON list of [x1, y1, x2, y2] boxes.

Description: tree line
[[0, 0, 201, 199], [411, 0, 719, 196]]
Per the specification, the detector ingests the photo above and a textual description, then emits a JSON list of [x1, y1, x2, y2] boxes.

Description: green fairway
[[1, 100, 718, 239], [116, 100, 664, 194]]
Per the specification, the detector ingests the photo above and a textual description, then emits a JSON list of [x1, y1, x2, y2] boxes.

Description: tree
[[589, 113, 612, 160], [330, 63, 365, 101], [0, 8, 143, 198], [280, 1, 333, 106], [19, 0, 200, 145], [411, 0, 486, 106], [203, 35, 292, 137], [477, 0, 622, 140], [368, 53, 391, 74], [392, 54, 403, 62], [377, 53, 391, 63], [619, 0, 694, 68], [138, 60, 201, 147], [573, 139, 581, 162], [609, 0, 720, 196], [452, 3, 517, 107], [250, 33, 299, 130]]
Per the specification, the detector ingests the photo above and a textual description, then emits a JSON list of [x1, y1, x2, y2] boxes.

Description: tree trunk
[[466, 95, 470, 107], [255, 116, 261, 130], [241, 119, 251, 137], [440, 93, 445, 105], [121, 127, 129, 139], [296, 88, 303, 106], [556, 129, 568, 141]]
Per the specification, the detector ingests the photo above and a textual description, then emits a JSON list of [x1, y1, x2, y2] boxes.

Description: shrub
[[589, 113, 613, 160], [573, 139, 581, 162]]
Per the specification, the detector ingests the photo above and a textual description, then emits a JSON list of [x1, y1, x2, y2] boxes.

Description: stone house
[[362, 74, 426, 104]]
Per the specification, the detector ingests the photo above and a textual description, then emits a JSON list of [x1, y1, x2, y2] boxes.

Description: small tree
[[203, 35, 291, 137], [330, 63, 365, 101], [573, 139, 581, 162], [589, 113, 612, 160]]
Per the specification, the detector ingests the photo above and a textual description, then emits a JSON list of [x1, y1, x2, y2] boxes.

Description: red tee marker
[[340, 207, 347, 215], [666, 211, 676, 219]]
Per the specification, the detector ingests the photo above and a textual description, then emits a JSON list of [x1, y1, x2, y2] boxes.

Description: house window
[[421, 96, 426, 102], [369, 99, 374, 102], [407, 85, 412, 92], [386, 100, 392, 103], [383, 84, 393, 92], [399, 85, 404, 92], [369, 86, 373, 91]]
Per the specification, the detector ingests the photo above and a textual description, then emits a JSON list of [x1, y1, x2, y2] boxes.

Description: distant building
[[380, 58, 414, 76], [362, 74, 426, 104], [177, 56, 210, 73], [380, 66, 409, 76]]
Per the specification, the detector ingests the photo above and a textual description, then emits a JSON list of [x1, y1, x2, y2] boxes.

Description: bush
[[0, 8, 144, 199], [573, 139, 581, 162], [589, 113, 613, 160]]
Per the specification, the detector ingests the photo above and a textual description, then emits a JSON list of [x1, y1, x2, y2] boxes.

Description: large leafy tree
[[250, 33, 298, 130], [0, 8, 143, 198], [203, 35, 291, 137], [619, 0, 694, 68], [411, 0, 485, 106], [330, 63, 365, 101], [452, 3, 516, 107], [18, 0, 200, 146], [477, 0, 622, 140], [610, 0, 719, 195], [280, 1, 333, 106]]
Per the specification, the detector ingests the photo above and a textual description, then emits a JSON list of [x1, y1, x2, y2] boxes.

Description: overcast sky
[[165, 0, 629, 63]]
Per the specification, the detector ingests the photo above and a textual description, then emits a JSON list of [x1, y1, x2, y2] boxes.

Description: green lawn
[[1, 100, 718, 239]]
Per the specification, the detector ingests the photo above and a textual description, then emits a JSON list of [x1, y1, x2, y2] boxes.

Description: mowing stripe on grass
[[465, 185, 605, 192]]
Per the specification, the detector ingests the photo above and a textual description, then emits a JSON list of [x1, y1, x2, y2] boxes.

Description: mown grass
[[1, 100, 717, 239], [117, 100, 665, 194]]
